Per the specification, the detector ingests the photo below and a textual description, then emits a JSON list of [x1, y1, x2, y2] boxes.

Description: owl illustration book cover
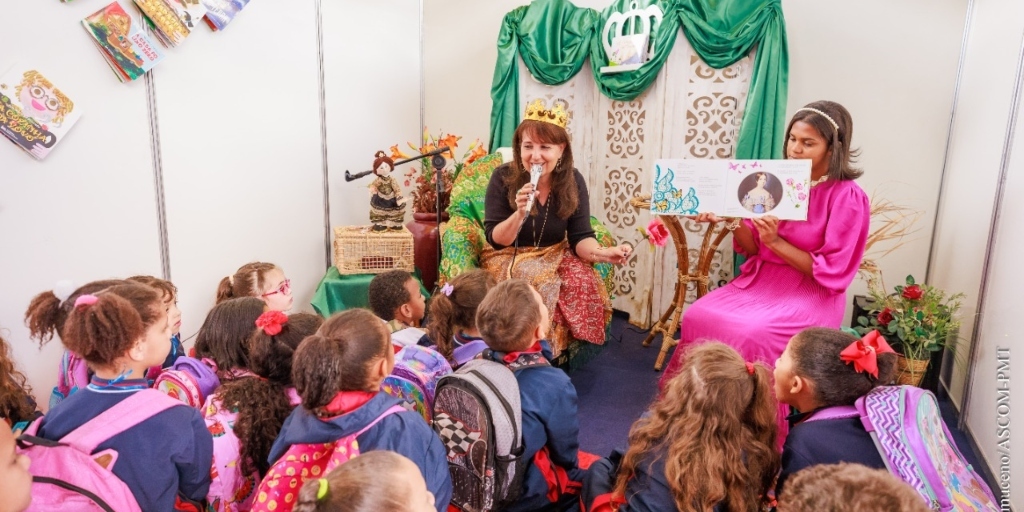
[[82, 1, 165, 82], [0, 66, 82, 160]]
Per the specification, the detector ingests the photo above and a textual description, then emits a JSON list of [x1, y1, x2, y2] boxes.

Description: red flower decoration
[[876, 307, 893, 326], [901, 284, 924, 300], [255, 310, 289, 336], [840, 330, 896, 378], [647, 218, 669, 247]]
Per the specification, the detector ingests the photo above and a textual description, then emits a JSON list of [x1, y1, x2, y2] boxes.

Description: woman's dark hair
[[292, 309, 391, 412], [428, 270, 496, 361], [216, 312, 324, 476], [62, 283, 164, 368], [785, 100, 861, 181], [24, 279, 126, 347], [790, 327, 896, 407], [216, 262, 279, 304], [194, 297, 265, 375], [507, 119, 579, 219]]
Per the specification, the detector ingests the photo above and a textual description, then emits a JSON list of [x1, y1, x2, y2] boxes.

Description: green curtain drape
[[488, 0, 788, 161]]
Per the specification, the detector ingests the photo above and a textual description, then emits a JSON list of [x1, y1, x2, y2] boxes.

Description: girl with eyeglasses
[[217, 261, 294, 312]]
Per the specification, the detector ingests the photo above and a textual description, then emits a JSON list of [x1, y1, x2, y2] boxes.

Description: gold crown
[[524, 99, 568, 129]]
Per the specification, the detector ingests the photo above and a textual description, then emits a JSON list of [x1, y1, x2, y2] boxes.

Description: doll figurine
[[368, 150, 407, 231]]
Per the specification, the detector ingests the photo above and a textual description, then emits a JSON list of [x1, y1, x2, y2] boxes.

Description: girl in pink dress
[[659, 101, 870, 443]]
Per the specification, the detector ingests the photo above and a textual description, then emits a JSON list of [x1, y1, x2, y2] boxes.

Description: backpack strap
[[803, 405, 860, 423], [352, 405, 406, 438], [60, 389, 181, 453]]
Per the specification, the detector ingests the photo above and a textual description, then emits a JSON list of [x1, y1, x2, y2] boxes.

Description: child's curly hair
[[24, 279, 126, 347], [0, 332, 34, 425], [614, 342, 779, 511], [778, 463, 930, 512], [367, 270, 414, 322], [217, 312, 324, 476]]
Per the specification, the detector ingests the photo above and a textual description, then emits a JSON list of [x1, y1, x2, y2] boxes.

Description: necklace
[[533, 203, 551, 248], [810, 175, 829, 188]]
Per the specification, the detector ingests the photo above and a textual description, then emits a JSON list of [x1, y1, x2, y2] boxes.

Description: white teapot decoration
[[601, 1, 664, 74]]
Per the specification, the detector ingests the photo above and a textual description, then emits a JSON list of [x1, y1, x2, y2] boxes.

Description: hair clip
[[255, 310, 289, 336], [839, 330, 895, 378], [440, 283, 454, 297], [745, 361, 755, 375], [74, 294, 99, 308], [53, 280, 75, 303], [316, 478, 329, 500]]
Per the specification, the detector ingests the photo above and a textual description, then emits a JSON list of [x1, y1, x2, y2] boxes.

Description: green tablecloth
[[311, 267, 431, 318]]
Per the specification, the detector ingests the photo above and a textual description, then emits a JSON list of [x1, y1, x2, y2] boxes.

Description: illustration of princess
[[368, 150, 407, 231], [741, 172, 777, 214]]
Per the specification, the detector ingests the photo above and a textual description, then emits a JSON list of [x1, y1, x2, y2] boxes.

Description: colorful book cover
[[82, 2, 165, 82], [165, 0, 208, 31], [202, 0, 250, 31], [0, 66, 82, 160], [133, 0, 190, 47]]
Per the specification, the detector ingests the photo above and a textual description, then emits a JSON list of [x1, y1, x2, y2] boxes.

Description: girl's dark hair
[[293, 451, 414, 512], [785, 100, 861, 181], [428, 270, 496, 361], [216, 262, 279, 304], [24, 279, 126, 347], [614, 342, 779, 511], [367, 270, 413, 322], [217, 312, 324, 476], [0, 332, 35, 425], [790, 327, 896, 407], [476, 279, 540, 353], [293, 309, 390, 412], [194, 297, 265, 375], [62, 283, 164, 368], [507, 119, 579, 219]]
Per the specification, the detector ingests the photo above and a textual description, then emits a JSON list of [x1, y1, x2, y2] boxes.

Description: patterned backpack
[[809, 385, 1000, 511], [49, 350, 90, 409], [18, 389, 182, 512], [154, 357, 221, 409], [251, 405, 406, 512], [431, 355, 548, 512], [203, 396, 258, 512], [381, 345, 452, 422]]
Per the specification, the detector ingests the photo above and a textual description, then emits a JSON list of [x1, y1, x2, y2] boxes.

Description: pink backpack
[[251, 405, 406, 512], [49, 350, 90, 409], [808, 385, 1000, 511], [154, 357, 222, 409], [18, 389, 182, 512]]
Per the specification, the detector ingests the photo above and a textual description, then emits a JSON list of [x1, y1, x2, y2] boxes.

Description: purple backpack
[[809, 385, 1000, 511], [154, 357, 222, 409], [381, 345, 452, 422], [18, 389, 182, 512]]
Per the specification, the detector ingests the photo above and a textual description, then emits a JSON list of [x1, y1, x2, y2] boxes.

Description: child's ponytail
[[427, 270, 496, 363], [427, 292, 457, 360], [215, 276, 235, 304], [744, 362, 782, 494], [63, 283, 162, 367], [25, 279, 125, 346]]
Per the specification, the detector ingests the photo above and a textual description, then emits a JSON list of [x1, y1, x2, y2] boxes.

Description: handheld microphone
[[524, 164, 543, 213]]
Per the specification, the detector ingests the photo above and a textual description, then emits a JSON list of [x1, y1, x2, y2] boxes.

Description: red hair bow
[[840, 330, 895, 378], [255, 310, 289, 336]]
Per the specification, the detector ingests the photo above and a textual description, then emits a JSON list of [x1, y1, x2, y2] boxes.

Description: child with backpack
[[0, 412, 32, 512], [205, 311, 323, 512], [775, 328, 1000, 510], [582, 342, 779, 512], [27, 283, 213, 511], [778, 463, 930, 512], [292, 451, 436, 512], [259, 309, 451, 512], [426, 269, 495, 368], [217, 262, 294, 312], [437, 279, 584, 512]]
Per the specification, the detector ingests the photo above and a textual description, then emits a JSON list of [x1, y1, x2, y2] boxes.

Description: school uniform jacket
[[268, 392, 452, 512], [583, 448, 725, 512], [777, 414, 886, 493], [38, 381, 213, 511], [505, 360, 587, 512]]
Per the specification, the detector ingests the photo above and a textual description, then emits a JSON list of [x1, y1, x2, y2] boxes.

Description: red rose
[[876, 307, 893, 326], [902, 284, 924, 300]]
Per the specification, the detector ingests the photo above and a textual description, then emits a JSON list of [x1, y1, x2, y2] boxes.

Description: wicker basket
[[333, 225, 414, 275]]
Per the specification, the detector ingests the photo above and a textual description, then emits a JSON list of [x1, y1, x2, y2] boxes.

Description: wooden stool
[[630, 195, 733, 370]]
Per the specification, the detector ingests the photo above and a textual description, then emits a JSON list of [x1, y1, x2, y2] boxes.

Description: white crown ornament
[[601, 1, 664, 75]]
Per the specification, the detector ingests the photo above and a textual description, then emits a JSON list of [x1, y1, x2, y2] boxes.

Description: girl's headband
[[795, 107, 839, 134]]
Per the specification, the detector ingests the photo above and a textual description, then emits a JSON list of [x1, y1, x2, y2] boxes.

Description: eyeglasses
[[261, 279, 291, 297], [28, 86, 63, 112]]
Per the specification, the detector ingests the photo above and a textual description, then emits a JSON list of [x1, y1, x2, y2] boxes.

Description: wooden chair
[[630, 195, 733, 370]]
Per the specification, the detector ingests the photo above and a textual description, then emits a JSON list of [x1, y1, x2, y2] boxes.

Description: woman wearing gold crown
[[482, 99, 632, 356]]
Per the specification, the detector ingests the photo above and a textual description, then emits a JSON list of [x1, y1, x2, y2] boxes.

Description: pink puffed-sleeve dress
[[659, 179, 870, 442]]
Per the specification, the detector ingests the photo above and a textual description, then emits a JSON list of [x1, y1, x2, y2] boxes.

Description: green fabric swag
[[489, 0, 789, 162]]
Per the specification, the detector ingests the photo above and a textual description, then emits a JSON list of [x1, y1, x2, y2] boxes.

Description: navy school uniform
[[38, 377, 213, 511], [269, 392, 453, 512], [776, 411, 886, 494], [583, 448, 724, 512], [492, 348, 586, 512]]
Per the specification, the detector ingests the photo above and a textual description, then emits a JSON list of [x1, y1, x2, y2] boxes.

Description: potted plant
[[854, 275, 964, 387], [389, 129, 486, 290]]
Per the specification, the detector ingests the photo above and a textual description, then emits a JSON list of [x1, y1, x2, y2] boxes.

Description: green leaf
[[857, 316, 869, 327], [906, 275, 916, 285]]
